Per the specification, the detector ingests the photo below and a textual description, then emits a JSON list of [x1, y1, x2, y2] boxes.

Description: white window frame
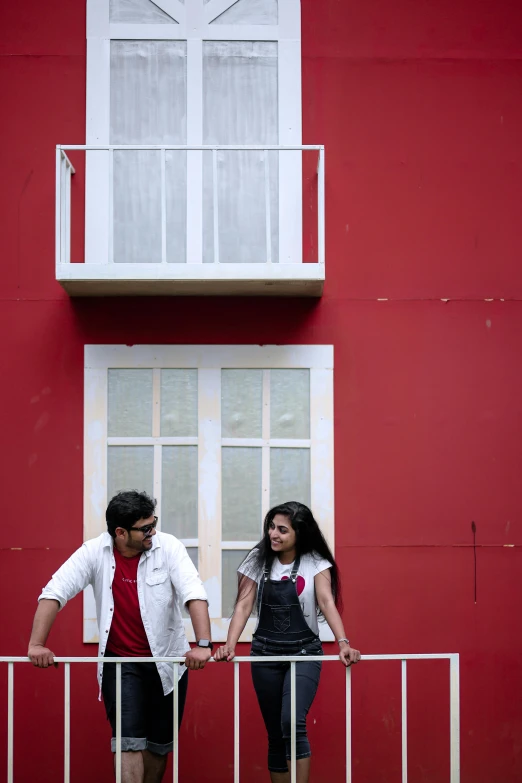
[[84, 344, 334, 643], [85, 0, 302, 266]]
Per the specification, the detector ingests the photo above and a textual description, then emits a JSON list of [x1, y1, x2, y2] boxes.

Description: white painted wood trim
[[85, 345, 333, 370], [261, 370, 271, 522], [198, 369, 222, 618], [186, 34, 203, 264], [277, 0, 302, 264], [107, 437, 199, 446], [85, 36, 110, 265], [87, 0, 109, 37], [150, 0, 186, 24], [84, 363, 108, 643], [310, 367, 335, 551], [222, 437, 311, 448], [204, 0, 240, 25]]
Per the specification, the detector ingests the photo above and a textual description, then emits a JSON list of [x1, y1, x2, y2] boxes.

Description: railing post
[[263, 150, 272, 264], [55, 148, 62, 267], [60, 152, 66, 267], [290, 661, 296, 783], [64, 663, 71, 783], [7, 662, 13, 783], [212, 148, 219, 264], [65, 162, 72, 265], [450, 654, 460, 783], [116, 662, 122, 783], [108, 148, 114, 264], [161, 148, 167, 264], [173, 663, 179, 783], [401, 659, 407, 783], [317, 146, 325, 266], [345, 665, 352, 783], [234, 661, 240, 783]]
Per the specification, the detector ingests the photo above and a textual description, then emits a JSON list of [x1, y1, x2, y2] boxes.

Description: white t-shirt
[[238, 551, 332, 636]]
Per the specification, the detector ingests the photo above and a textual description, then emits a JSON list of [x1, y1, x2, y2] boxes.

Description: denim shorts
[[102, 651, 188, 755]]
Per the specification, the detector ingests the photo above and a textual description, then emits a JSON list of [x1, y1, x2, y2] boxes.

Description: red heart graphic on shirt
[[281, 575, 305, 596]]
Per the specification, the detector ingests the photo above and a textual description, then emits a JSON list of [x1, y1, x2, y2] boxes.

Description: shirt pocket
[[145, 570, 171, 604]]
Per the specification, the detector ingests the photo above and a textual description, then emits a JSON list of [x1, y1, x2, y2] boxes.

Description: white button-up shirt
[[38, 531, 208, 696]]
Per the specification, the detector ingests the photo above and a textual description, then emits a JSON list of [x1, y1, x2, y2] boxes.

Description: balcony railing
[[55, 145, 325, 296], [2, 653, 460, 783]]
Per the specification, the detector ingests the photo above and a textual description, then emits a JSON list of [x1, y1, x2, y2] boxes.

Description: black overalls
[[251, 558, 323, 772]]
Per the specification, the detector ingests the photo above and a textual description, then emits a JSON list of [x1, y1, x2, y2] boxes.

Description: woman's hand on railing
[[339, 643, 361, 667], [28, 644, 58, 668], [214, 644, 236, 662]]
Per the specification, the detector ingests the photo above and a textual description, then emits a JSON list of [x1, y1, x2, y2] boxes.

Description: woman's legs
[[280, 660, 322, 774], [252, 661, 288, 776], [268, 758, 311, 783]]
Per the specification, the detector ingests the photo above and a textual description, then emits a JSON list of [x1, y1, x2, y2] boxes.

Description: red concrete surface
[[1, 0, 522, 780]]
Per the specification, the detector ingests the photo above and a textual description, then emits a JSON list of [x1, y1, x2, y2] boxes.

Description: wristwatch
[[197, 639, 213, 651], [337, 638, 350, 646]]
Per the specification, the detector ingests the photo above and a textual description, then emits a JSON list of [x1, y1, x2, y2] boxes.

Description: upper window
[[84, 345, 334, 642], [85, 0, 303, 266]]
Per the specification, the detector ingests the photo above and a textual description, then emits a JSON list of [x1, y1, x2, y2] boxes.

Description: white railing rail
[[2, 653, 459, 783], [55, 145, 325, 267], [55, 149, 75, 267]]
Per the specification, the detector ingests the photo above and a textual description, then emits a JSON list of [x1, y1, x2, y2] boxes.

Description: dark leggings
[[251, 637, 322, 773]]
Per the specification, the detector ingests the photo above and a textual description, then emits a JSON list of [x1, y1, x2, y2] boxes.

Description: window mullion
[[198, 368, 222, 618]]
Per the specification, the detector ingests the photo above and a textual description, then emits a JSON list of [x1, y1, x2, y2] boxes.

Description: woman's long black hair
[[236, 501, 342, 616]]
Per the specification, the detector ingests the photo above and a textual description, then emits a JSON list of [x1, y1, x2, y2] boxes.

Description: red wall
[[1, 1, 522, 780]]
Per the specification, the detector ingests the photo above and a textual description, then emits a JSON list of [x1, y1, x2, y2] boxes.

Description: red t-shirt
[[107, 548, 152, 657]]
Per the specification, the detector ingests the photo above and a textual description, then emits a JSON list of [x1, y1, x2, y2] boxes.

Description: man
[[28, 490, 213, 783]]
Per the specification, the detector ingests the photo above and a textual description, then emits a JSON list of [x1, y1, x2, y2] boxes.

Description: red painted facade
[[1, 0, 522, 780]]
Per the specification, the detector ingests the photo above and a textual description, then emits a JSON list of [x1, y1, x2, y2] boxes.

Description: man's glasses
[[130, 516, 158, 536]]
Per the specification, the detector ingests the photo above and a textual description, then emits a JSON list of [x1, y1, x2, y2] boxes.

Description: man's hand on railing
[[214, 644, 236, 662], [183, 646, 212, 670], [28, 644, 58, 668]]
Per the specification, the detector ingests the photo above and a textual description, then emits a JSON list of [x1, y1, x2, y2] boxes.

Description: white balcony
[[55, 145, 325, 297]]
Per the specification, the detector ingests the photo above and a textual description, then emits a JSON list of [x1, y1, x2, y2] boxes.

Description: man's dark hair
[[106, 490, 157, 538]]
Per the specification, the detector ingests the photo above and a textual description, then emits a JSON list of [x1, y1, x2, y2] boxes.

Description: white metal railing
[[2, 653, 459, 783], [55, 145, 325, 267], [55, 149, 75, 266]]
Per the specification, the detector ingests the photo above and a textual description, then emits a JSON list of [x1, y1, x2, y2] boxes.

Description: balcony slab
[[56, 263, 324, 297]]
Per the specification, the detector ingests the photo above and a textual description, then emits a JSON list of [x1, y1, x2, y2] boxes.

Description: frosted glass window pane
[[186, 547, 198, 568], [270, 370, 310, 439], [161, 370, 198, 436], [108, 446, 154, 500], [108, 370, 153, 437], [181, 547, 198, 617], [222, 448, 262, 540], [111, 41, 187, 263], [221, 370, 262, 438], [113, 150, 161, 263], [212, 0, 277, 24], [110, 0, 177, 23], [203, 42, 278, 264], [222, 550, 250, 618], [162, 447, 198, 539], [270, 449, 310, 508], [166, 151, 187, 263]]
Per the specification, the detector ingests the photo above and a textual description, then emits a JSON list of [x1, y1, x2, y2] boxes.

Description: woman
[[215, 501, 361, 783]]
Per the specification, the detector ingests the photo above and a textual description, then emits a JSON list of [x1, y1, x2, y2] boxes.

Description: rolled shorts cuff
[[286, 751, 312, 761], [111, 737, 147, 753], [147, 740, 173, 756], [268, 764, 289, 773]]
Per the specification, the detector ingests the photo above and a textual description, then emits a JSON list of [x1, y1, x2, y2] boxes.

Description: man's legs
[[143, 668, 189, 783], [112, 752, 144, 783], [142, 750, 168, 783]]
